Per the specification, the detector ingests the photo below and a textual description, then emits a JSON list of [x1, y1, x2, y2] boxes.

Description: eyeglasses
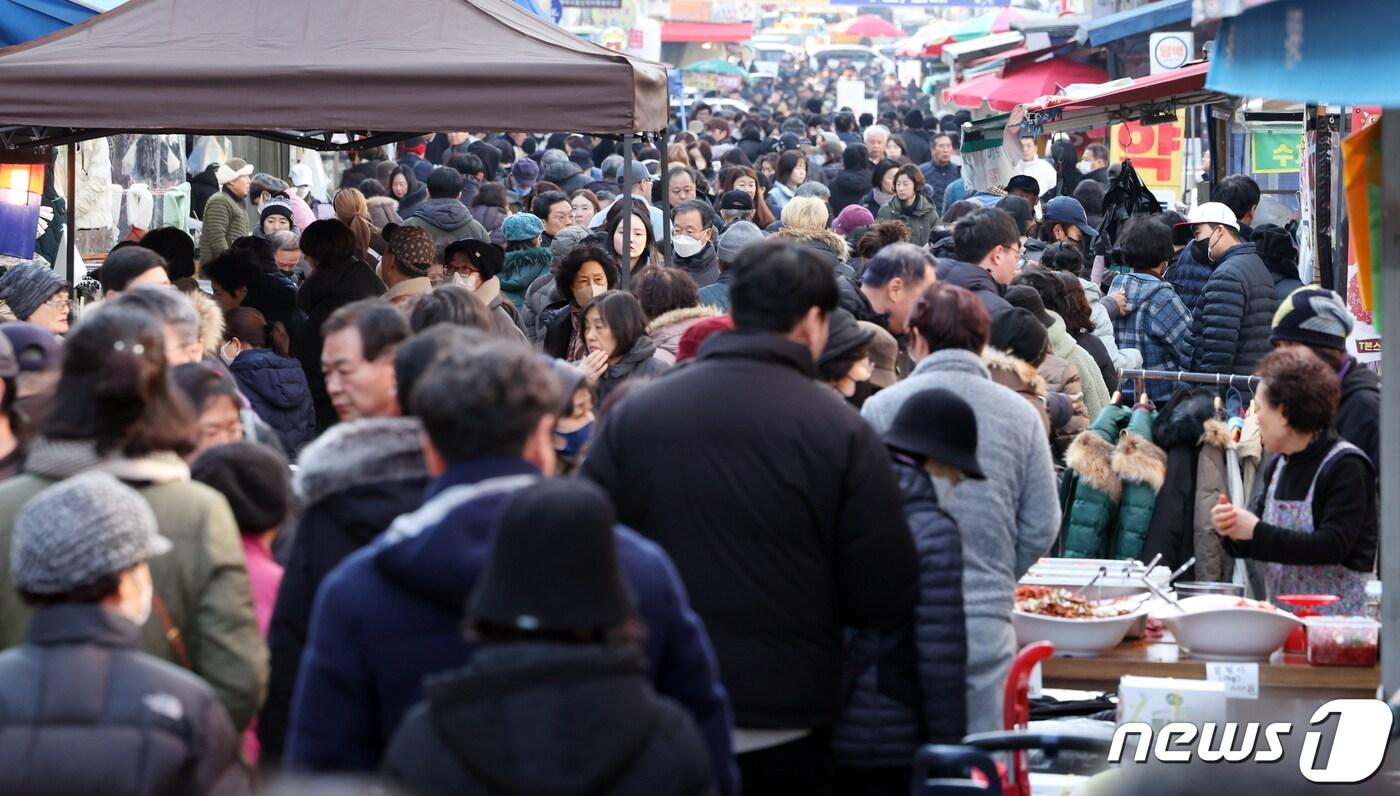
[[446, 261, 481, 277], [44, 294, 70, 312]]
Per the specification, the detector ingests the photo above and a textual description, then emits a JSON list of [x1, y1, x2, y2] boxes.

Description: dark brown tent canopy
[[0, 0, 668, 150]]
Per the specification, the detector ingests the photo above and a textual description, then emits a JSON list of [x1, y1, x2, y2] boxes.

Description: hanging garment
[[1259, 440, 1372, 614], [76, 138, 115, 231], [162, 183, 192, 233], [1110, 405, 1166, 561], [126, 183, 154, 239], [1141, 389, 1217, 576], [1192, 419, 1237, 583], [1058, 405, 1130, 558]]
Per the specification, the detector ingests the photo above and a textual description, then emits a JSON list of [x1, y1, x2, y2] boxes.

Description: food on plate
[[1014, 586, 1140, 619], [1231, 597, 1277, 611]]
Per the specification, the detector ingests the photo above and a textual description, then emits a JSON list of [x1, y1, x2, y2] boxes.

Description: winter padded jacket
[[401, 198, 490, 248], [1038, 352, 1089, 456], [583, 331, 918, 730], [384, 643, 715, 796], [1058, 406, 1129, 559], [596, 336, 671, 406], [829, 168, 872, 215], [648, 306, 721, 365], [1337, 358, 1380, 469], [1165, 242, 1212, 318], [0, 441, 266, 733], [228, 349, 316, 457], [500, 247, 552, 311], [1111, 406, 1167, 561], [1141, 390, 1218, 576], [521, 272, 560, 343], [200, 189, 249, 263], [0, 605, 248, 796], [833, 459, 968, 768], [468, 203, 508, 247], [1187, 242, 1279, 376], [1193, 418, 1237, 583], [877, 194, 938, 247], [935, 259, 1011, 318], [1047, 311, 1110, 421], [259, 418, 430, 766], [286, 460, 738, 792]]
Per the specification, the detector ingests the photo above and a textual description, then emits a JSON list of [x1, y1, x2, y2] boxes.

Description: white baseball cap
[[1179, 201, 1239, 231]]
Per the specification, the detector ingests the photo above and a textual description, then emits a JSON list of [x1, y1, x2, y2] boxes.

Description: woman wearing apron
[[1210, 348, 1378, 614]]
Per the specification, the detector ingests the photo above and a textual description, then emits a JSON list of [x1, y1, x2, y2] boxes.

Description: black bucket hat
[[881, 388, 985, 479]]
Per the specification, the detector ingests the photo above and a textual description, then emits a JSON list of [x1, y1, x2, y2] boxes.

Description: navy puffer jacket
[[1165, 241, 1213, 315], [1187, 242, 1279, 376], [228, 348, 316, 457], [833, 459, 967, 767]]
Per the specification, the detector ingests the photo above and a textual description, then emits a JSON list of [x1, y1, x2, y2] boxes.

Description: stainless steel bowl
[[1174, 581, 1245, 599]]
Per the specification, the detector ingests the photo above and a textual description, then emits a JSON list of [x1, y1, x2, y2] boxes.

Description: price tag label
[[1206, 662, 1259, 700]]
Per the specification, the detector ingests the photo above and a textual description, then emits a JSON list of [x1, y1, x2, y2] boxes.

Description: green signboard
[[1252, 130, 1303, 174]]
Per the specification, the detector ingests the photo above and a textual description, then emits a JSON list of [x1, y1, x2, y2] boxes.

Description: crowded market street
[[0, 0, 1395, 793]]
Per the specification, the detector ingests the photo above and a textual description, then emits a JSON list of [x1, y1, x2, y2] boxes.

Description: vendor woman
[[1211, 347, 1378, 614]]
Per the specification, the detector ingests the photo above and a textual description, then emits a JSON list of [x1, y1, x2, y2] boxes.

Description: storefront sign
[[1251, 129, 1303, 174], [1109, 111, 1185, 192], [601, 26, 628, 51], [1149, 32, 1193, 74]]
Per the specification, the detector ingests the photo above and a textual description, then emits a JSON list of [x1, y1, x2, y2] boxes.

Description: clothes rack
[[1115, 368, 1260, 388]]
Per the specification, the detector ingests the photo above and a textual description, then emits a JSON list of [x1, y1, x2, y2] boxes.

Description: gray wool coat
[[861, 348, 1060, 735]]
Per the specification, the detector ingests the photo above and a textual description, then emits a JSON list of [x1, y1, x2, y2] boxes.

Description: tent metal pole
[[1379, 111, 1400, 700], [660, 131, 672, 268], [65, 142, 76, 284], [621, 133, 633, 291]]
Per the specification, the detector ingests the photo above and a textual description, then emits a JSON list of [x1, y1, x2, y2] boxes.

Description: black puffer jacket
[[258, 418, 430, 766], [834, 459, 967, 768], [829, 168, 872, 215], [1141, 389, 1216, 576], [596, 336, 671, 406], [383, 643, 715, 796], [1337, 358, 1380, 470], [936, 258, 1012, 318], [0, 605, 247, 795], [1187, 242, 1278, 377]]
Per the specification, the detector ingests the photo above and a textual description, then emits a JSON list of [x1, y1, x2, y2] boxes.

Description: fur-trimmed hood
[[293, 416, 428, 507], [1066, 431, 1121, 500], [983, 348, 1047, 396], [772, 226, 849, 263], [1112, 430, 1167, 492], [646, 305, 720, 338], [1200, 417, 1233, 450], [187, 289, 225, 357]]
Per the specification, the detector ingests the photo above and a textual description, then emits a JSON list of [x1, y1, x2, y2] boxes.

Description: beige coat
[[646, 306, 721, 366], [984, 348, 1050, 437], [1038, 352, 1089, 457]]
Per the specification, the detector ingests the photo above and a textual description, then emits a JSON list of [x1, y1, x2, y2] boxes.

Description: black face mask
[[1191, 237, 1212, 263]]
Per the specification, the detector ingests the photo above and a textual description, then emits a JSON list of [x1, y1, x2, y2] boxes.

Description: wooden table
[[1042, 632, 1381, 697]]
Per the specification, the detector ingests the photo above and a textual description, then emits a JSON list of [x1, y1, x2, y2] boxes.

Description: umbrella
[[0, 0, 102, 46], [944, 57, 1109, 112], [950, 7, 1059, 42], [895, 20, 956, 57], [835, 15, 903, 39], [681, 58, 749, 78]]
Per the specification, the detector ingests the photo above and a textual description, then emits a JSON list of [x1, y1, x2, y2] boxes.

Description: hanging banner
[[1108, 111, 1186, 193], [1341, 117, 1383, 331], [1251, 129, 1303, 174]]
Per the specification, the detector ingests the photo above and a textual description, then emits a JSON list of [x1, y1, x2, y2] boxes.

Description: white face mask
[[1076, 159, 1093, 174], [672, 234, 705, 258], [219, 340, 238, 366], [452, 272, 482, 292]]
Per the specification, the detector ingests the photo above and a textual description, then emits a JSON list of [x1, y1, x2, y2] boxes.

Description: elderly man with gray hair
[[267, 229, 305, 279], [863, 124, 891, 166]]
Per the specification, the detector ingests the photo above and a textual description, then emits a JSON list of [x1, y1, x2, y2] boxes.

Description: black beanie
[[990, 308, 1049, 366], [190, 442, 290, 534], [470, 479, 634, 633]]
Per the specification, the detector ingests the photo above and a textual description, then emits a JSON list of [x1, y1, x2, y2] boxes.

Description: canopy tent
[[0, 0, 668, 150], [1077, 0, 1190, 47], [950, 7, 1059, 42], [1021, 61, 1223, 133], [944, 58, 1108, 113]]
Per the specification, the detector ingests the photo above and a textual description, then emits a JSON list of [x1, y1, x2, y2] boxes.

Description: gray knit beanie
[[0, 261, 66, 320], [12, 472, 172, 594]]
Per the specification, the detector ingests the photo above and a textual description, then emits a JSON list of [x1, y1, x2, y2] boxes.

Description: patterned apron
[[1259, 440, 1372, 615]]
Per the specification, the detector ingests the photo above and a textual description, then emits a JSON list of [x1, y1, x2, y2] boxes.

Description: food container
[[1305, 617, 1380, 667], [1154, 595, 1302, 662], [1013, 609, 1147, 657], [1022, 559, 1170, 600], [1173, 581, 1245, 599]]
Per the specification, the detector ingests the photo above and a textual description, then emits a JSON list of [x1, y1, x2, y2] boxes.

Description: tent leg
[[621, 133, 634, 291], [660, 132, 672, 269], [1381, 111, 1400, 700], [65, 142, 76, 284]]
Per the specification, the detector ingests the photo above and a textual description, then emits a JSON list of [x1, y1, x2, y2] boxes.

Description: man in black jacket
[[1183, 202, 1278, 376], [828, 144, 873, 215], [934, 208, 1020, 319], [583, 239, 918, 795]]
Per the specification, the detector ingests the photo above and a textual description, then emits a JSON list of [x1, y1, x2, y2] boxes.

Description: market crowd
[[0, 104, 1378, 795]]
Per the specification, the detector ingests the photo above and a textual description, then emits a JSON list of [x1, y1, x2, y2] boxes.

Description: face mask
[[219, 340, 238, 366], [555, 422, 593, 461], [928, 473, 958, 506], [812, 154, 827, 166], [452, 272, 482, 292], [694, 159, 708, 172], [672, 235, 704, 258], [1191, 235, 1213, 264], [130, 571, 153, 627], [578, 282, 607, 304], [1076, 160, 1093, 174]]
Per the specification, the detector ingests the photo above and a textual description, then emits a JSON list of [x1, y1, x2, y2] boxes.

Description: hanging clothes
[[1109, 404, 1166, 561], [1141, 389, 1217, 577], [1191, 418, 1237, 583], [1058, 405, 1130, 558]]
